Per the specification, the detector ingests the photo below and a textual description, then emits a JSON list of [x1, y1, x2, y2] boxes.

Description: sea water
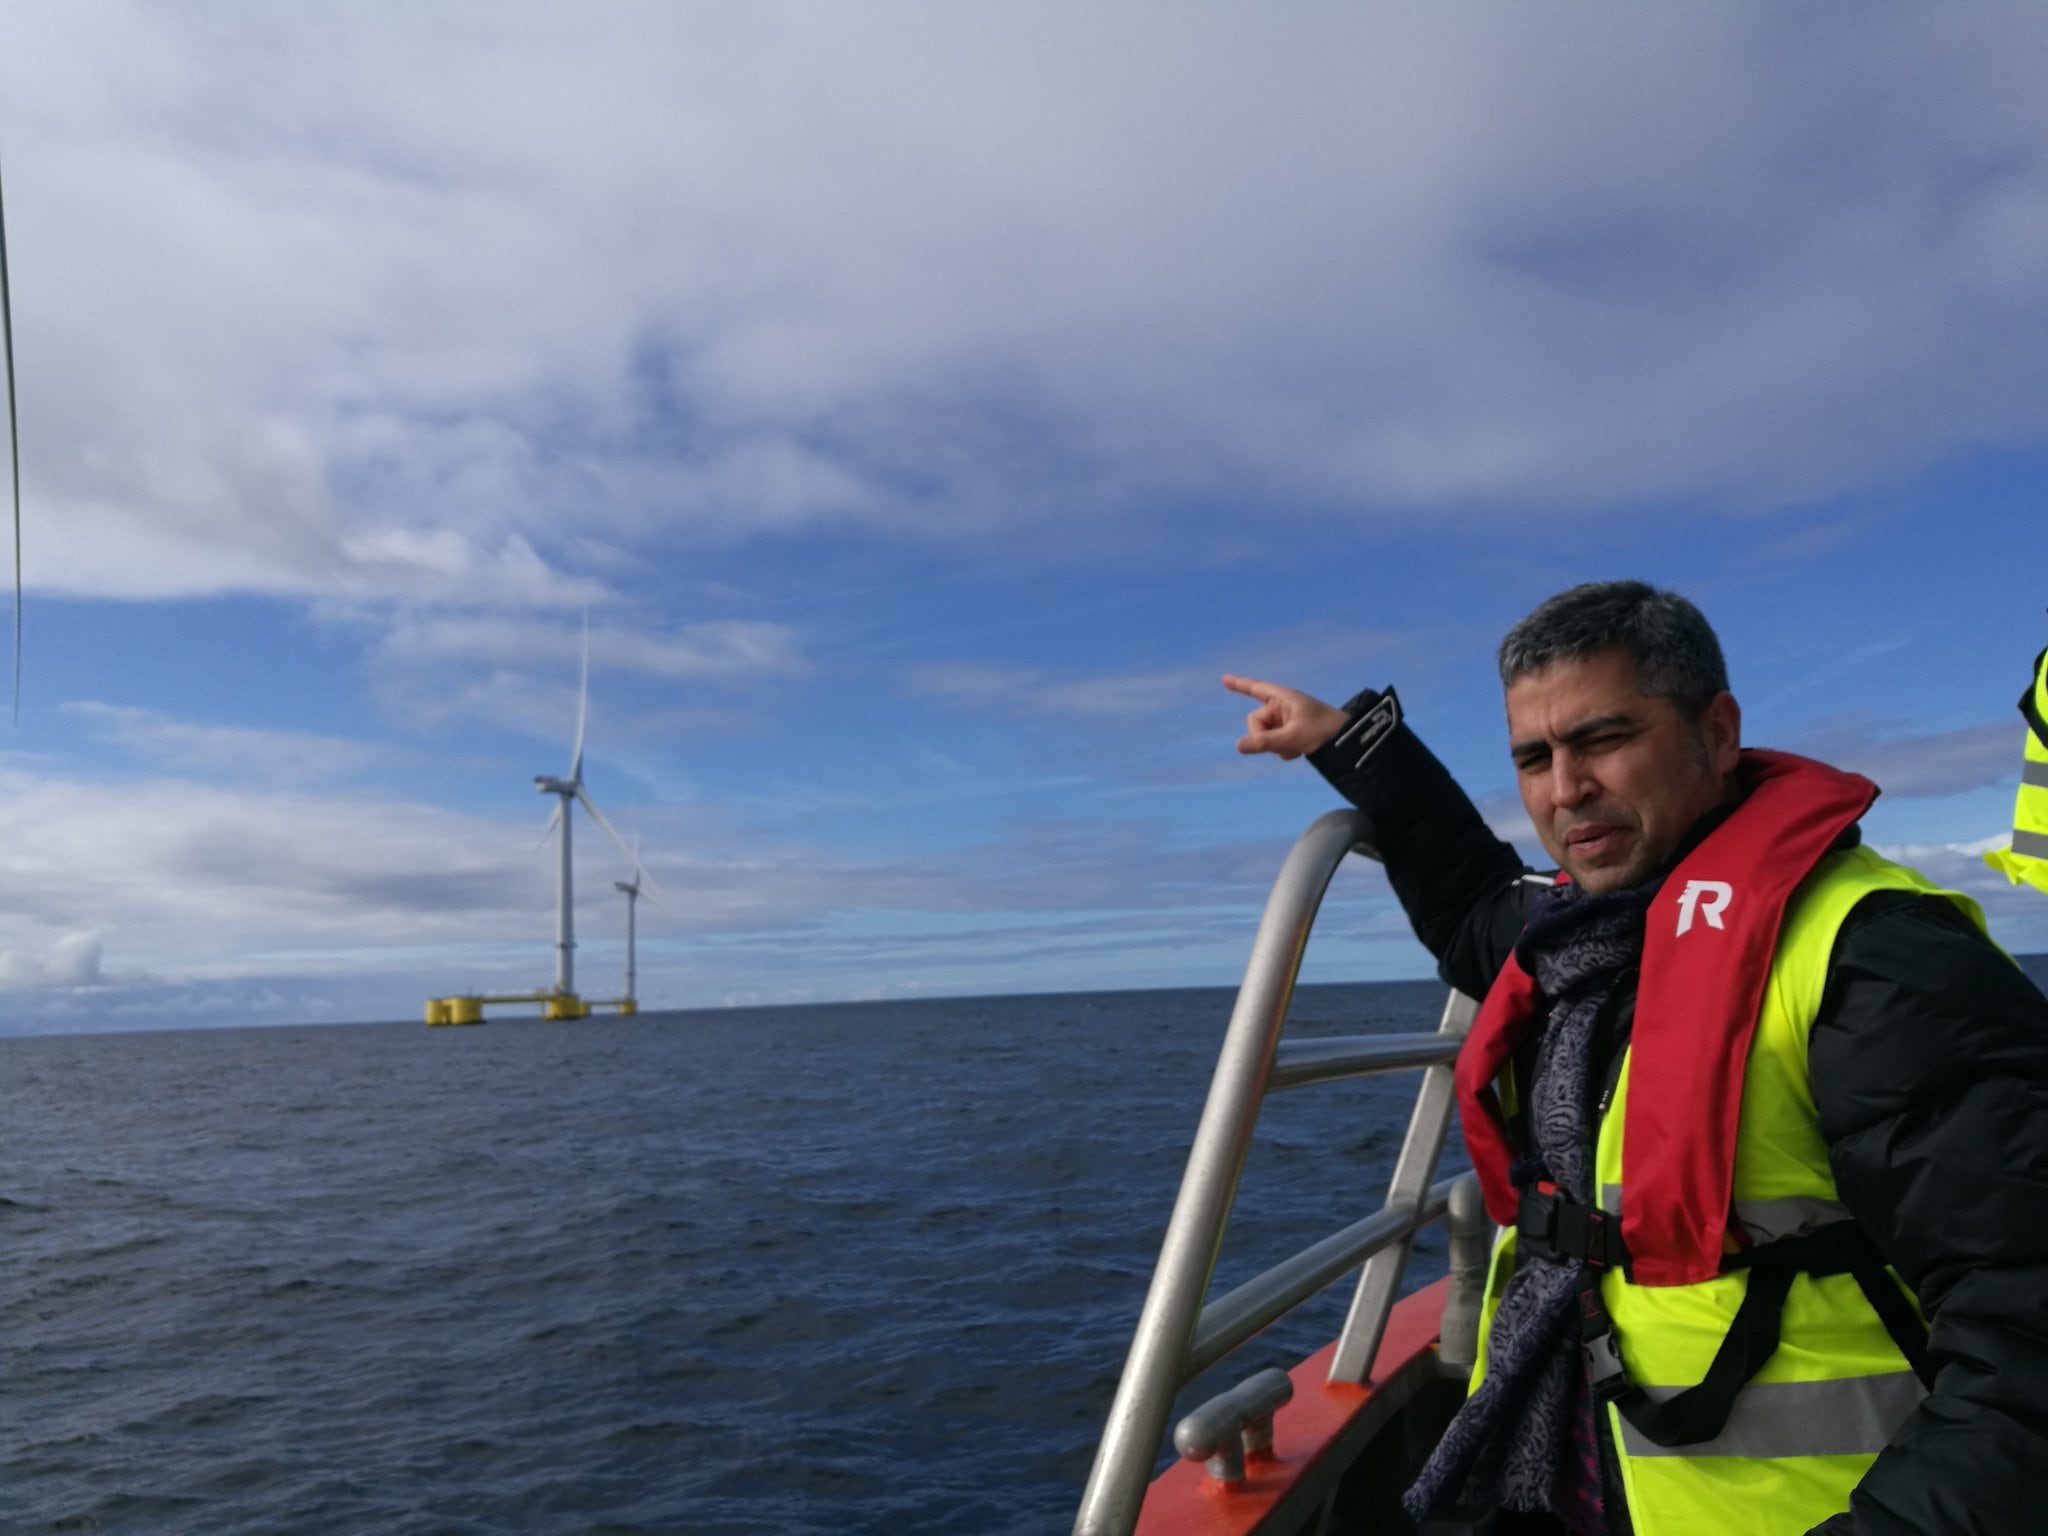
[[7, 965, 2042, 1534]]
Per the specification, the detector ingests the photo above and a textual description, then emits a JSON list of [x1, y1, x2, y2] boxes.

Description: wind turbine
[[534, 627, 643, 1010], [613, 872, 641, 1010], [611, 817, 669, 1013]]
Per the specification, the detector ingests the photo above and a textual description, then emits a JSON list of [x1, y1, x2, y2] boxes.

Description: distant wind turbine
[[613, 873, 641, 1009], [611, 818, 668, 1012], [534, 626, 643, 1003]]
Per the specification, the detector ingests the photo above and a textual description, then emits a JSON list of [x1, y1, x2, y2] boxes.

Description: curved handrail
[[1071, 809, 1479, 1536]]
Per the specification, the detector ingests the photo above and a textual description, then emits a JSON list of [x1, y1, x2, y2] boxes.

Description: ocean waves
[[3, 981, 1464, 1534]]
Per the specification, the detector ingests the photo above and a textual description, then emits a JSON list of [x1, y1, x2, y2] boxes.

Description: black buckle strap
[[1851, 1266, 1935, 1390], [1607, 1220, 1930, 1449], [1518, 1188, 1630, 1271], [1579, 1278, 1629, 1400], [1562, 1218, 1932, 1453], [1610, 1255, 1797, 1447], [1718, 1218, 1879, 1277]]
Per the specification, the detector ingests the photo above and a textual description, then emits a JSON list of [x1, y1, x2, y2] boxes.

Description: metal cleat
[[1172, 1367, 1294, 1482]]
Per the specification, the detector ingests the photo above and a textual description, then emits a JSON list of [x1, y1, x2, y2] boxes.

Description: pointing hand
[[1222, 674, 1348, 760]]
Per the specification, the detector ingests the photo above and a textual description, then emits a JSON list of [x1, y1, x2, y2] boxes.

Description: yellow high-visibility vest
[[1984, 645, 2048, 896], [1470, 847, 1985, 1536]]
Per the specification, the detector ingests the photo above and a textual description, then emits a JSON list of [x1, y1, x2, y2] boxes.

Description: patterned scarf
[[1404, 874, 1656, 1531]]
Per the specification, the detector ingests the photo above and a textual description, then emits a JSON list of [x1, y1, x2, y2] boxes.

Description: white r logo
[[1676, 880, 1733, 936]]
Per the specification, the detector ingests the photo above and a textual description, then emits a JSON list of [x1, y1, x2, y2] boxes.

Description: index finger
[[1221, 673, 1280, 703]]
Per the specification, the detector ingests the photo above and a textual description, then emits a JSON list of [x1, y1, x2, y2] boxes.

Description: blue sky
[[1, 3, 2045, 1032]]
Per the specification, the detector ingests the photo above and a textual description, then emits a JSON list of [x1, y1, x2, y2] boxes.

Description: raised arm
[[1224, 674, 1534, 994]]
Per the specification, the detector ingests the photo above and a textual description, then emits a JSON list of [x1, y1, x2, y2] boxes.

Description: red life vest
[[1455, 750, 1877, 1287]]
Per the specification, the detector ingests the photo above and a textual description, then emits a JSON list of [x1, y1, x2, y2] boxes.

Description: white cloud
[[64, 702, 392, 785], [18, 729, 2034, 1028], [355, 610, 812, 749], [909, 661, 1212, 718], [0, 743, 1362, 1028], [1863, 835, 2048, 954], [335, 531, 605, 608], [2, 4, 2045, 606], [1789, 718, 2023, 799], [0, 931, 106, 990], [383, 614, 809, 682]]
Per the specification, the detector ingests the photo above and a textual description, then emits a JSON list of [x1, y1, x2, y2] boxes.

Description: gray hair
[[1498, 580, 1729, 717]]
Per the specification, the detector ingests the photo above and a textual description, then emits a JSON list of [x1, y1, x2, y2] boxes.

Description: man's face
[[1505, 648, 1740, 893]]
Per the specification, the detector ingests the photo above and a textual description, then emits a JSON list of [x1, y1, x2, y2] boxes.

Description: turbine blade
[[576, 784, 671, 913], [625, 852, 668, 912], [534, 801, 563, 854], [621, 818, 664, 908], [568, 613, 589, 781], [575, 784, 638, 869]]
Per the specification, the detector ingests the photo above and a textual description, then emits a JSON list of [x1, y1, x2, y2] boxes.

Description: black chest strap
[[1580, 1220, 1933, 1450]]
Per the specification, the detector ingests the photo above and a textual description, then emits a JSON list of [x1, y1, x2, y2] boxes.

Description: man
[[1225, 581, 2048, 1536]]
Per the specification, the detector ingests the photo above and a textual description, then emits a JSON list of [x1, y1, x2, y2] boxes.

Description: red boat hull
[[1137, 1278, 1458, 1536]]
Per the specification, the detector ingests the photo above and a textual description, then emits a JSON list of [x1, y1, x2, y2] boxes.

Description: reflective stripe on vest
[[1607, 1185, 1855, 1243], [1616, 1370, 1926, 1460]]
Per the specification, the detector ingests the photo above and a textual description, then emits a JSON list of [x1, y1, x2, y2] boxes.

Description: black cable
[[0, 146, 19, 720]]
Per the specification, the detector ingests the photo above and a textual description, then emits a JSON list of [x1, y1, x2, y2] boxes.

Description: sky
[[0, 2, 2045, 1034]]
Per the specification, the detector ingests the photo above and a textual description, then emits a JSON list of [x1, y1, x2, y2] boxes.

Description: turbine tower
[[614, 873, 641, 1010], [534, 628, 642, 1015]]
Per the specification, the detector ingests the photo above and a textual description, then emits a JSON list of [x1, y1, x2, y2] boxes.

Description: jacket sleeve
[[1805, 892, 2048, 1536], [1305, 687, 1537, 998]]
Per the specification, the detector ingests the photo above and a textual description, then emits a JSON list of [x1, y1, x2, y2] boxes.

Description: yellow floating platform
[[425, 991, 638, 1024]]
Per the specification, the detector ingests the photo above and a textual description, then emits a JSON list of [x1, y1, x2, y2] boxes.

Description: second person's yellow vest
[[1985, 645, 2048, 896]]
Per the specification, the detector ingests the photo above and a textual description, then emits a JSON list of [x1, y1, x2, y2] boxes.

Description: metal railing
[[1072, 809, 1479, 1536]]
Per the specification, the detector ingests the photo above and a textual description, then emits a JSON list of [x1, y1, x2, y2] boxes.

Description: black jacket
[[1309, 692, 2048, 1536]]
